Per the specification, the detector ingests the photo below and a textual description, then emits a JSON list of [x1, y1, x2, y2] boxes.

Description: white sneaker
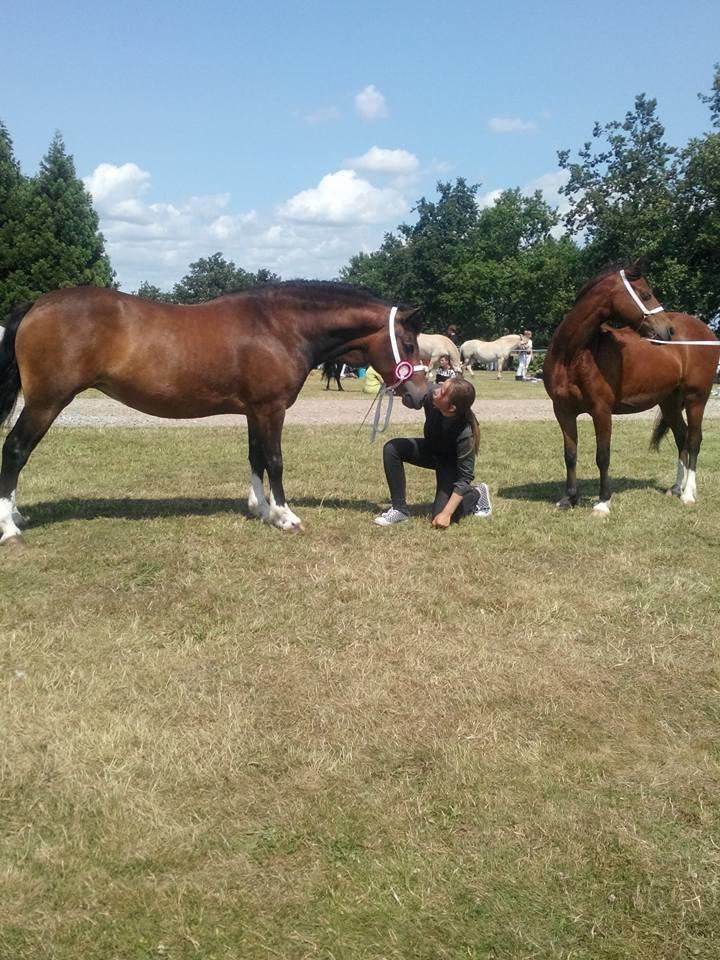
[[373, 508, 410, 526], [473, 483, 492, 518]]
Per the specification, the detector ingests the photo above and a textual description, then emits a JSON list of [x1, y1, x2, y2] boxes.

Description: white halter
[[386, 306, 428, 387], [362, 307, 428, 441], [617, 272, 720, 346], [619, 269, 665, 317]]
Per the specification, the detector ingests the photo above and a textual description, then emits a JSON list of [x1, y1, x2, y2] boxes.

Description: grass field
[[2, 417, 720, 959]]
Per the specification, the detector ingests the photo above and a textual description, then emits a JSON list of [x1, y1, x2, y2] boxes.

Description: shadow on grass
[[23, 495, 382, 527], [498, 476, 666, 503]]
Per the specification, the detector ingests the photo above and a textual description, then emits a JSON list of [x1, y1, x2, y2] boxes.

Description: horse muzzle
[[400, 379, 426, 409], [641, 315, 674, 341]]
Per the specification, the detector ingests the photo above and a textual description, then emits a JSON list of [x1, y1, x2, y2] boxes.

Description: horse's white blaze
[[0, 494, 23, 541], [592, 500, 611, 515], [268, 493, 302, 529], [248, 473, 270, 520], [681, 469, 697, 504]]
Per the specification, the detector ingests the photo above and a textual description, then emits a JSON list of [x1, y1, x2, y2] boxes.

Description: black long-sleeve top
[[422, 387, 476, 497]]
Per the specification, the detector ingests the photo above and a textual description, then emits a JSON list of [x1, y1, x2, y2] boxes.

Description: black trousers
[[382, 438, 479, 522]]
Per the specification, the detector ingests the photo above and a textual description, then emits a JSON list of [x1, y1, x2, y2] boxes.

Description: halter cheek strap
[[387, 306, 427, 387], [619, 269, 665, 317]]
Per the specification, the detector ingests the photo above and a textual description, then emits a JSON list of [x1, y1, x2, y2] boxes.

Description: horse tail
[[650, 411, 671, 451], [0, 302, 32, 429]]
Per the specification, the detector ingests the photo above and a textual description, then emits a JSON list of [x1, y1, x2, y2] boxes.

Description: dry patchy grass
[[2, 420, 720, 959]]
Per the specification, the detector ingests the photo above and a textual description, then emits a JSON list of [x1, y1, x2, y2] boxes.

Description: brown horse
[[544, 262, 718, 514], [0, 282, 427, 542]]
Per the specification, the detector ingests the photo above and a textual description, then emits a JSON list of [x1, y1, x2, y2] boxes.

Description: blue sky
[[3, 0, 719, 292]]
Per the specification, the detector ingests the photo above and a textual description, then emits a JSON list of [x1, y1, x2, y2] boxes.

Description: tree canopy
[[0, 131, 113, 316]]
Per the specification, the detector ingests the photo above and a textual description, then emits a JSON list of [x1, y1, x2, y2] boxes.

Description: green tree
[[0, 122, 27, 317], [134, 281, 172, 302], [171, 253, 279, 303], [558, 94, 678, 291], [18, 133, 113, 299], [672, 64, 720, 321], [445, 190, 581, 342]]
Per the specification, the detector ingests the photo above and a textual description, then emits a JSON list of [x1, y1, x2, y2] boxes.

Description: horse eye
[[402, 341, 415, 353]]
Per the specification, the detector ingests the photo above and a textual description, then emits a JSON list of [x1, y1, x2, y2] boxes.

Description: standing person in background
[[516, 330, 533, 381], [446, 324, 461, 347]]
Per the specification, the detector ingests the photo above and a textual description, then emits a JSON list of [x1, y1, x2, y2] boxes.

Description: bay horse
[[544, 262, 719, 514], [0, 282, 427, 543], [321, 360, 344, 391], [460, 335, 522, 379]]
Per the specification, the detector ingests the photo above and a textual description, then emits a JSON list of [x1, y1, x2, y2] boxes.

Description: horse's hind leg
[[0, 405, 61, 543], [680, 398, 707, 504], [657, 395, 687, 498]]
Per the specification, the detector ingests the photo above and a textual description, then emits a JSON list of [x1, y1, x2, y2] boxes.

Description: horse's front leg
[[591, 407, 612, 515], [247, 423, 270, 522], [248, 407, 303, 531], [496, 357, 503, 380], [553, 405, 578, 510]]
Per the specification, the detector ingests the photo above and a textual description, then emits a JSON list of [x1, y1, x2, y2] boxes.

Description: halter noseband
[[619, 269, 665, 318], [386, 306, 427, 387]]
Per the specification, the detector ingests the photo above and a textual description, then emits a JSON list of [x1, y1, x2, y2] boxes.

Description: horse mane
[[225, 280, 401, 310], [573, 262, 643, 305]]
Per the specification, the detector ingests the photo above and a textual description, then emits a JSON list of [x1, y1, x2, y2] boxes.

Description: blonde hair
[[447, 377, 480, 453]]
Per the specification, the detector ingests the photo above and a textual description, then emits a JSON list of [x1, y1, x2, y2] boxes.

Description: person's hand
[[431, 512, 451, 529]]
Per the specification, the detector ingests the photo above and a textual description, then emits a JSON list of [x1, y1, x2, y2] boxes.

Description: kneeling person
[[374, 377, 492, 529]]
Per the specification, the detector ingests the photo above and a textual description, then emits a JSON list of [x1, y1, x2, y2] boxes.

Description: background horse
[[417, 333, 462, 375], [321, 360, 344, 391], [543, 262, 717, 514], [0, 282, 426, 542], [460, 335, 522, 379]]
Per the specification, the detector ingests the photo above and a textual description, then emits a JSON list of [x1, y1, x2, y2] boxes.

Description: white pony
[[417, 333, 462, 375], [460, 335, 522, 379]]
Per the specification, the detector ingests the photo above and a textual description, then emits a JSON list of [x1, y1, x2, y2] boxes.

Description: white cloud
[[524, 170, 569, 210], [477, 188, 503, 209], [85, 160, 414, 291], [346, 146, 419, 176], [300, 106, 341, 126], [489, 116, 536, 133], [277, 169, 407, 225], [354, 84, 388, 121]]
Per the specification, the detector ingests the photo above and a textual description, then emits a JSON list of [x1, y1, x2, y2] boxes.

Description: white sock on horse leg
[[0, 494, 23, 541], [248, 473, 270, 519], [681, 468, 697, 503], [268, 493, 302, 529]]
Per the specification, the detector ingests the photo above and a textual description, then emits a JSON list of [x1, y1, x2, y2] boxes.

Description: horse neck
[[549, 289, 610, 359], [304, 307, 383, 367]]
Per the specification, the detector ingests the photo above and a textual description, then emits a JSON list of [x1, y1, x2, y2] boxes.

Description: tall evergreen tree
[[14, 133, 113, 300], [0, 122, 27, 317]]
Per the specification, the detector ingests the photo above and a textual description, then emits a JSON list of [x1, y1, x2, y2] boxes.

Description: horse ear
[[627, 256, 646, 279], [401, 306, 423, 333]]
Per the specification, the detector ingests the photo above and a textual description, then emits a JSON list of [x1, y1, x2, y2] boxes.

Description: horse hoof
[[680, 497, 696, 506], [592, 502, 610, 517], [2, 534, 26, 548], [555, 497, 574, 511], [289, 522, 305, 534]]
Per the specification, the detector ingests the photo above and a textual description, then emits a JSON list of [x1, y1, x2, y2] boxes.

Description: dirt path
[[16, 391, 720, 428]]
